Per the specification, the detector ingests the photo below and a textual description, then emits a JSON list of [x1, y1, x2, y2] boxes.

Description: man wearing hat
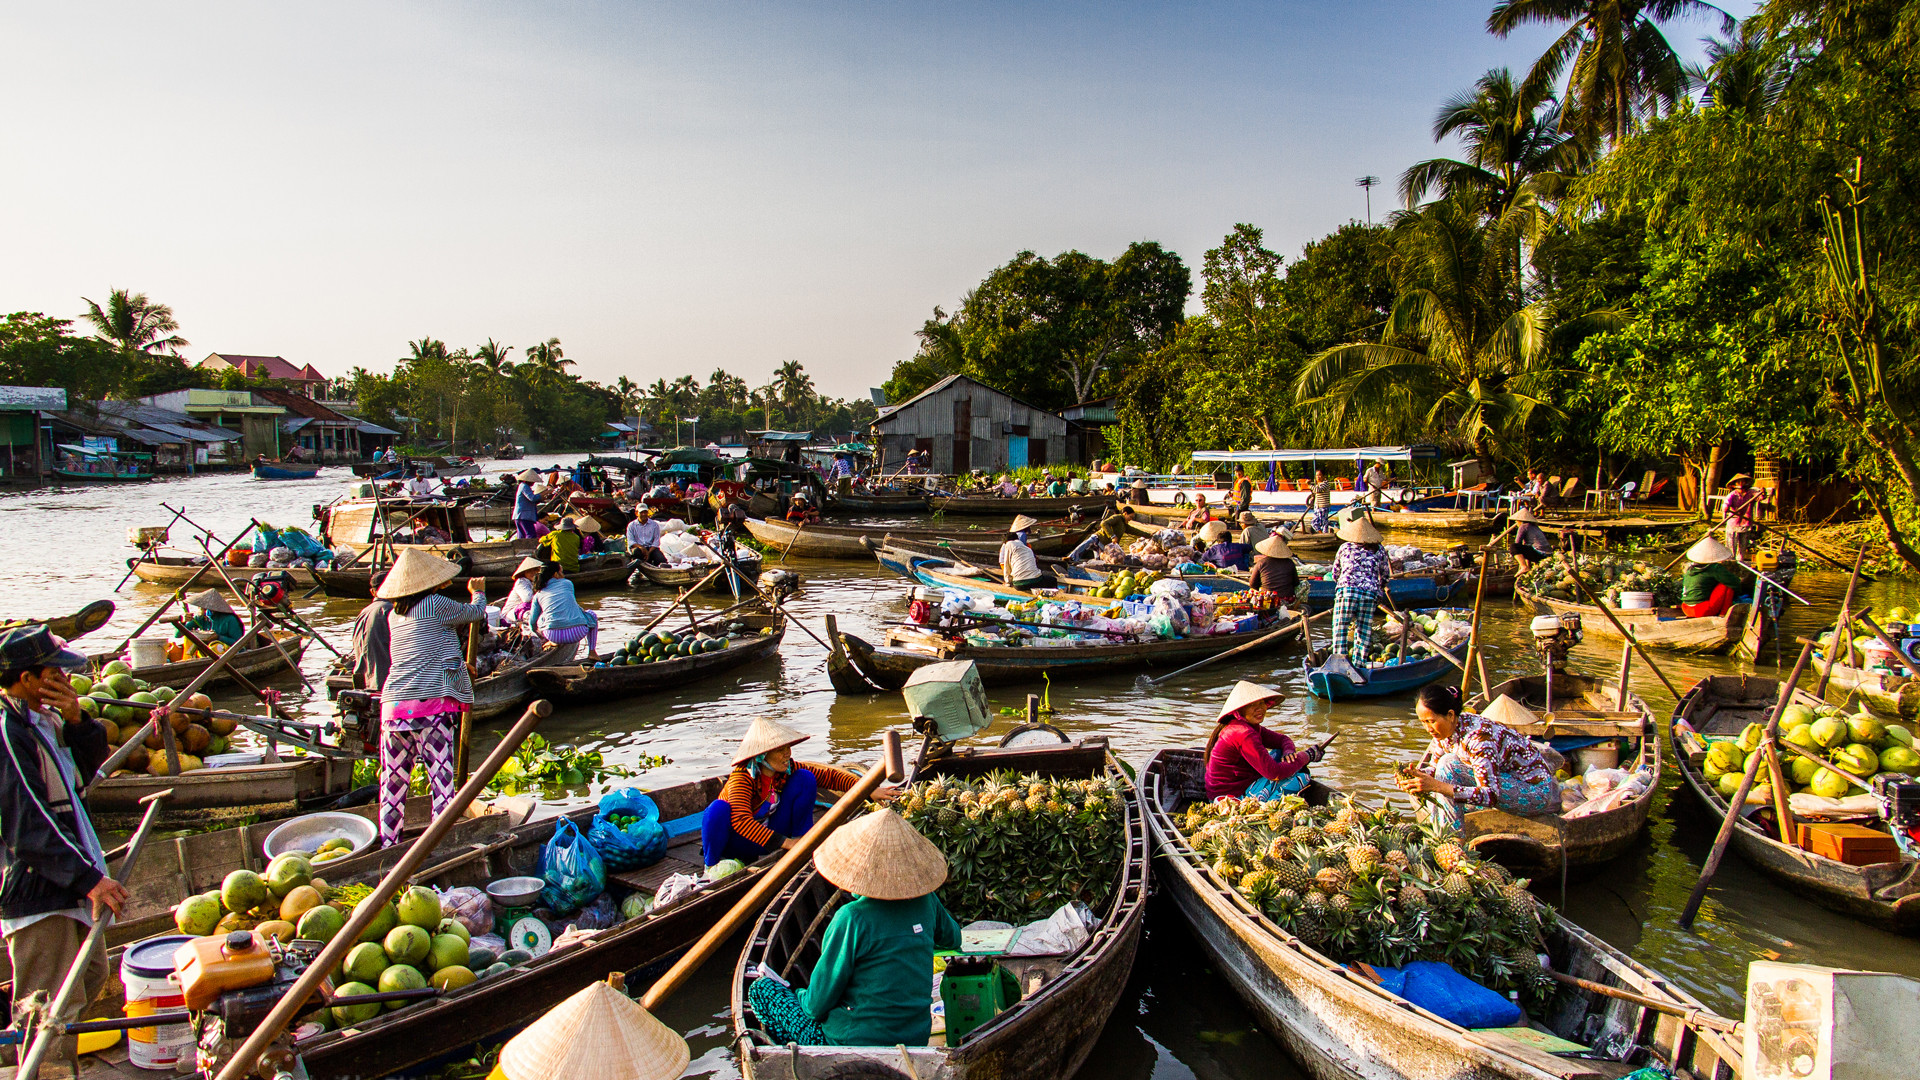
[[745, 809, 960, 1048], [1328, 508, 1389, 680], [176, 589, 245, 650], [1238, 510, 1269, 550], [701, 719, 863, 869], [1507, 505, 1554, 572], [1247, 532, 1298, 605], [1361, 459, 1391, 507], [624, 505, 662, 566], [512, 469, 543, 539], [1680, 536, 1746, 617], [1198, 519, 1251, 571], [537, 517, 584, 573], [404, 468, 438, 499], [0, 627, 120, 1065], [1722, 473, 1767, 562], [999, 515, 1054, 589]]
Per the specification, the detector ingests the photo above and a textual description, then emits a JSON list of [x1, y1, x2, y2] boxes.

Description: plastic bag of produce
[[538, 819, 607, 913], [570, 892, 620, 930], [438, 885, 494, 937], [1147, 579, 1191, 602], [588, 789, 668, 872]]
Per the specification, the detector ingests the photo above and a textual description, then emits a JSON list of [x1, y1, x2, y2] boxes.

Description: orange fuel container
[[175, 931, 276, 1010]]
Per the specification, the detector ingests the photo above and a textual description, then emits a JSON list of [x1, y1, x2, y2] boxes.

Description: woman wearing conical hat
[[512, 469, 543, 540], [999, 515, 1055, 590], [744, 809, 960, 1049], [1679, 535, 1746, 618], [1722, 473, 1768, 562], [1198, 519, 1251, 572], [1204, 681, 1327, 801], [1247, 533, 1298, 606], [1507, 505, 1554, 573], [1394, 684, 1560, 819], [176, 589, 246, 650], [1327, 508, 1389, 677], [700, 718, 867, 869]]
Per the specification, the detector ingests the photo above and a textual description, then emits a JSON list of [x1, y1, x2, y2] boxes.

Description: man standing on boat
[[1231, 467, 1254, 515], [1306, 470, 1334, 533], [0, 627, 121, 1067], [1362, 460, 1391, 508]]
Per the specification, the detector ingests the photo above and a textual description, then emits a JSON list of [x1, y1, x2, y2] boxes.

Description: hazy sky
[[1, 1, 1746, 400]]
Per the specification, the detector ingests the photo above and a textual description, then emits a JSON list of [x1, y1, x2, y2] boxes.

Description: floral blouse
[[1434, 712, 1555, 807], [1332, 542, 1390, 595]]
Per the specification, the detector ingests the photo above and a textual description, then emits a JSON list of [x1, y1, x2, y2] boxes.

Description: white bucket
[[1575, 744, 1621, 771], [1619, 591, 1655, 610], [128, 637, 169, 670], [121, 935, 194, 1070]]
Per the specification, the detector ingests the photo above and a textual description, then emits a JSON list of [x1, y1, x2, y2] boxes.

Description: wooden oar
[[214, 701, 551, 1080], [632, 565, 728, 638], [199, 539, 310, 691], [1555, 553, 1684, 701], [1775, 739, 1877, 792], [779, 518, 808, 564], [1816, 544, 1869, 697], [1542, 970, 1741, 1034], [86, 614, 263, 788], [114, 506, 189, 591], [1378, 607, 1468, 675], [1459, 521, 1516, 695], [1138, 609, 1332, 690], [1679, 640, 1815, 930], [640, 730, 904, 1011]]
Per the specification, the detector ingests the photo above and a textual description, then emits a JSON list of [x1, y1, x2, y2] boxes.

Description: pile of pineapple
[[1183, 795, 1556, 1001], [892, 769, 1127, 925]]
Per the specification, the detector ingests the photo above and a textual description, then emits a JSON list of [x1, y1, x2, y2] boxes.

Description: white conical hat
[[1254, 534, 1294, 559], [1482, 694, 1539, 729], [1216, 680, 1284, 722], [494, 977, 688, 1080], [512, 557, 545, 579], [373, 548, 460, 600], [732, 717, 809, 766], [1509, 506, 1538, 524], [515, 469, 541, 483], [1198, 520, 1230, 544], [1009, 515, 1038, 532], [813, 809, 948, 900], [1687, 536, 1735, 564], [1335, 508, 1382, 544], [187, 589, 232, 614]]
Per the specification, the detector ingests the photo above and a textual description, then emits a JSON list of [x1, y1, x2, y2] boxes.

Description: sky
[[0, 1, 1749, 401]]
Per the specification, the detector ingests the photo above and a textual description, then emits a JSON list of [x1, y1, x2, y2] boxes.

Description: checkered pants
[[379, 714, 459, 846], [1310, 506, 1330, 532], [1329, 586, 1377, 663]]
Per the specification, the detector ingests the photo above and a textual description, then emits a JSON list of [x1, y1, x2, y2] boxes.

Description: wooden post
[[1614, 639, 1633, 711], [1817, 544, 1868, 697]]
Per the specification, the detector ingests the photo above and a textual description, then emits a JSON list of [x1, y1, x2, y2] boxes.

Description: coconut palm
[[522, 337, 570, 375], [1399, 68, 1587, 217], [1690, 21, 1791, 120], [81, 289, 188, 357], [704, 369, 750, 411], [1488, 0, 1733, 145], [474, 339, 515, 374], [771, 360, 815, 412]]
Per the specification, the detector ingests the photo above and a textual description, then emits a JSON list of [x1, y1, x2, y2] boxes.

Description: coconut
[[343, 942, 389, 984], [279, 885, 324, 922], [332, 982, 382, 1027], [1888, 725, 1915, 748], [296, 904, 346, 944], [1789, 755, 1822, 785], [1834, 744, 1880, 779], [395, 885, 442, 929], [175, 893, 222, 936], [221, 870, 272, 915], [1810, 716, 1849, 750], [384, 924, 431, 967], [377, 964, 427, 1009], [1881, 745, 1920, 774], [264, 855, 312, 899], [426, 933, 469, 972], [430, 965, 476, 992], [358, 902, 399, 944], [1847, 714, 1888, 747], [1810, 768, 1851, 799]]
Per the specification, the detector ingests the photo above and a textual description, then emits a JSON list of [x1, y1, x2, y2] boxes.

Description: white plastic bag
[[1147, 578, 1192, 602], [1006, 903, 1095, 956]]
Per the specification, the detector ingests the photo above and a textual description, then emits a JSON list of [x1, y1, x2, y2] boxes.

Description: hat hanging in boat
[[732, 716, 809, 766], [1508, 505, 1538, 524], [812, 808, 948, 900], [1254, 533, 1294, 559], [374, 548, 461, 600], [489, 976, 688, 1080], [1687, 536, 1736, 565], [187, 589, 233, 615], [1198, 520, 1230, 544], [1216, 680, 1285, 722], [1335, 506, 1383, 545], [1481, 694, 1539, 729], [1008, 514, 1038, 533]]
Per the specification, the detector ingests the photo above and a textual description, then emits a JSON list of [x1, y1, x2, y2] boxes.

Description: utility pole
[[1356, 175, 1380, 223]]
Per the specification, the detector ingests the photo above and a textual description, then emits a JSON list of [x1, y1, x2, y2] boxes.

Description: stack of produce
[[595, 624, 738, 668], [1079, 568, 1162, 601], [1702, 705, 1918, 803], [1813, 606, 1915, 669], [1182, 795, 1555, 1002], [471, 625, 546, 678], [891, 769, 1128, 925], [1517, 555, 1679, 607], [72, 667, 226, 776], [1351, 610, 1470, 668]]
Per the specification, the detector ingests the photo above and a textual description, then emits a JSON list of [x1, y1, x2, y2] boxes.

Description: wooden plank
[[610, 855, 703, 895]]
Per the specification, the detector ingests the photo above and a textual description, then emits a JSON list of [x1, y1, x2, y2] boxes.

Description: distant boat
[[54, 444, 152, 482], [252, 462, 321, 481]]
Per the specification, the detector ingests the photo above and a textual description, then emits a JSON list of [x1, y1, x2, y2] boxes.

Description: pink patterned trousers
[[379, 713, 459, 846]]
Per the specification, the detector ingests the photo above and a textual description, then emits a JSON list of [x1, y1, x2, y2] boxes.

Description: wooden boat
[[460, 501, 514, 528], [253, 462, 322, 480], [1814, 655, 1919, 722], [314, 552, 630, 600], [319, 497, 533, 561], [827, 617, 1300, 692], [632, 551, 764, 594], [745, 515, 1095, 560], [1140, 748, 1744, 1080], [126, 553, 318, 589], [1458, 672, 1659, 877], [1124, 516, 1339, 553], [1673, 674, 1920, 931], [1516, 585, 1757, 655], [471, 643, 582, 722], [526, 611, 786, 703], [1303, 627, 1466, 700], [732, 737, 1147, 1080], [927, 492, 1114, 516], [1, 599, 116, 641], [90, 631, 309, 691], [827, 489, 929, 512], [1364, 507, 1503, 535], [747, 489, 783, 517], [867, 544, 1106, 604]]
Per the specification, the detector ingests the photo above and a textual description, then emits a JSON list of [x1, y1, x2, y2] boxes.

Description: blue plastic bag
[[539, 819, 607, 913], [251, 524, 282, 552], [1371, 961, 1522, 1029], [588, 789, 668, 873]]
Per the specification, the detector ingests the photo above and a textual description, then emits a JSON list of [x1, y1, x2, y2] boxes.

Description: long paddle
[[1817, 544, 1869, 697], [1555, 553, 1684, 701], [779, 518, 808, 564], [1136, 609, 1331, 690], [114, 506, 189, 591], [1679, 641, 1815, 930], [199, 539, 311, 691], [109, 525, 254, 657], [1459, 520, 1517, 696], [85, 613, 263, 789], [214, 701, 552, 1080], [632, 565, 728, 638], [640, 730, 906, 1011]]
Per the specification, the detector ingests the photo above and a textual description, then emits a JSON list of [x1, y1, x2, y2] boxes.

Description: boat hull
[[252, 464, 321, 480], [1516, 586, 1755, 655], [828, 491, 928, 512], [1304, 645, 1462, 699], [926, 493, 1113, 515], [745, 515, 1093, 560], [633, 553, 764, 594], [525, 614, 785, 703], [128, 557, 318, 589], [91, 633, 308, 691], [314, 554, 629, 600], [1816, 659, 1919, 722], [829, 621, 1297, 691]]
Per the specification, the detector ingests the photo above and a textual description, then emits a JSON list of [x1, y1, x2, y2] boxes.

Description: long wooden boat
[[1123, 516, 1339, 553], [90, 631, 309, 691], [1813, 655, 1918, 722], [747, 490, 783, 517], [633, 551, 764, 594], [471, 642, 581, 722], [1516, 585, 1757, 655], [126, 554, 318, 589], [313, 553, 630, 600], [1141, 748, 1745, 1080], [526, 611, 785, 703], [732, 737, 1147, 1080], [1364, 506, 1503, 535], [827, 617, 1299, 692], [827, 489, 929, 512], [87, 721, 355, 820], [927, 492, 1113, 516], [2, 600, 116, 642], [868, 544, 1105, 604], [745, 515, 1095, 560], [1458, 672, 1659, 877], [1673, 674, 1920, 932], [1304, 631, 1466, 700], [253, 462, 322, 480], [320, 497, 533, 561]]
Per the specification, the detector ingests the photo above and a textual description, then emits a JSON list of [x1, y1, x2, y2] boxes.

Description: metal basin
[[485, 876, 545, 906], [263, 811, 378, 860]]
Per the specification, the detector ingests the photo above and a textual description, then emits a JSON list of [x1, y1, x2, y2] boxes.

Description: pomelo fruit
[[264, 855, 312, 898], [1811, 716, 1849, 749], [221, 870, 271, 915], [1880, 745, 1920, 774], [343, 942, 389, 984], [436, 917, 469, 943], [377, 963, 426, 1009], [175, 894, 221, 936], [430, 965, 476, 992], [296, 904, 346, 944], [384, 924, 430, 967], [358, 902, 398, 944], [279, 885, 324, 922], [332, 982, 381, 1026], [426, 933, 468, 972], [395, 885, 441, 929]]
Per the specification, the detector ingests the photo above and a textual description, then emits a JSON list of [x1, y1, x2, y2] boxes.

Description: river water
[[6, 461, 1918, 1078]]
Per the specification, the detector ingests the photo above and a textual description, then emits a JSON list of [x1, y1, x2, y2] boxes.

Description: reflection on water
[[5, 465, 1920, 1076]]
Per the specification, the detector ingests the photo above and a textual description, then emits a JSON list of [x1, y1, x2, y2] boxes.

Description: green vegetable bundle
[[1183, 795, 1555, 1003], [892, 769, 1127, 925]]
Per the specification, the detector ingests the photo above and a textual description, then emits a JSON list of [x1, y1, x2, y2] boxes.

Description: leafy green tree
[[1278, 223, 1398, 353], [0, 314, 125, 401]]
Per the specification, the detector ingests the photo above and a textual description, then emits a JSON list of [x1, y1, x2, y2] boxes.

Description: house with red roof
[[198, 353, 328, 397]]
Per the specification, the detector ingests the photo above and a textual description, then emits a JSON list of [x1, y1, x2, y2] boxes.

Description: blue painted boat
[[1299, 573, 1466, 613], [253, 463, 321, 481], [1304, 608, 1469, 699]]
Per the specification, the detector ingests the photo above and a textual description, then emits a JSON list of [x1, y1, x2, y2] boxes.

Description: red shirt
[[1205, 719, 1310, 800]]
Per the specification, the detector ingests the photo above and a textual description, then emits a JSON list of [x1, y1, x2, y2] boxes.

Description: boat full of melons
[[1673, 673, 1920, 932], [525, 607, 786, 704], [1806, 605, 1920, 722]]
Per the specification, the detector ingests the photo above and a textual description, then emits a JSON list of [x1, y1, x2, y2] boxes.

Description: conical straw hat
[[575, 516, 601, 534], [1481, 694, 1539, 729], [732, 717, 809, 766], [1335, 508, 1382, 544], [512, 557, 545, 579], [187, 589, 232, 614], [1687, 536, 1735, 564], [1255, 534, 1294, 559], [1508, 506, 1538, 524], [374, 548, 461, 600], [515, 469, 541, 483], [1198, 521, 1230, 544], [1009, 515, 1038, 532], [1216, 680, 1284, 722], [494, 978, 688, 1080], [813, 809, 948, 900]]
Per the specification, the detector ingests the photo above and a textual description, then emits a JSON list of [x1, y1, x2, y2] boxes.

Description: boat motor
[[1743, 961, 1920, 1080], [1530, 614, 1582, 672], [1872, 773, 1920, 857]]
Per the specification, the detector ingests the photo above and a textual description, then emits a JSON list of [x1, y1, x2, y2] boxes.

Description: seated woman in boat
[[785, 493, 820, 525], [1508, 506, 1555, 572], [1394, 684, 1559, 818], [175, 590, 246, 651], [1204, 681, 1325, 800], [1246, 534, 1298, 606], [701, 719, 865, 867], [501, 557, 543, 625], [999, 515, 1056, 589], [527, 561, 599, 660], [1045, 473, 1068, 496], [1679, 536, 1746, 617], [1198, 521, 1252, 572], [1181, 493, 1214, 530], [746, 809, 959, 1048]]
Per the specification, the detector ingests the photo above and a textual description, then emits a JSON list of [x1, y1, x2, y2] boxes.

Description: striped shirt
[[720, 762, 860, 847], [382, 594, 487, 705]]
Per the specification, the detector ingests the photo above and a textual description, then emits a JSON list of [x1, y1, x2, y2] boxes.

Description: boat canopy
[[1190, 445, 1441, 464], [57, 444, 152, 459]]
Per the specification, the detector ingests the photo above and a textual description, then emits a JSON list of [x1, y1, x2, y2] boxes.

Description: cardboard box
[[1796, 822, 1901, 866]]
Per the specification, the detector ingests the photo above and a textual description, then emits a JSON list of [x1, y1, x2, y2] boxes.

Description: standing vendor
[[1247, 533, 1299, 607], [1394, 685, 1559, 818], [1680, 536, 1745, 617], [1198, 520, 1251, 571], [537, 516, 584, 572], [1362, 461, 1391, 507], [374, 549, 488, 847], [1722, 474, 1766, 562], [999, 515, 1055, 589], [512, 468, 543, 539], [178, 589, 246, 649], [1507, 506, 1554, 572], [1328, 509, 1389, 679], [701, 719, 864, 868], [1306, 470, 1335, 533], [1231, 467, 1255, 515], [350, 572, 394, 689], [1204, 681, 1326, 800], [0, 627, 121, 1067], [745, 809, 959, 1048]]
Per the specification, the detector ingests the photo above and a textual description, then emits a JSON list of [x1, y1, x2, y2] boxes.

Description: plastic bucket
[[1575, 744, 1620, 772], [1619, 591, 1655, 610], [122, 934, 194, 1070], [128, 638, 169, 669]]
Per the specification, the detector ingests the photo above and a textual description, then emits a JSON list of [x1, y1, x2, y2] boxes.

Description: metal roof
[[355, 419, 400, 436], [282, 417, 314, 432], [1189, 445, 1442, 464]]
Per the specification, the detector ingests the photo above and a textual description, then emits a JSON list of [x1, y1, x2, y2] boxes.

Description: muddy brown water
[[5, 462, 1918, 1078]]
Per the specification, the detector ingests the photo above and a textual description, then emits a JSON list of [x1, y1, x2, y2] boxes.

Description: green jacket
[[1681, 562, 1743, 604], [178, 610, 245, 647], [537, 530, 581, 572], [800, 893, 961, 1047]]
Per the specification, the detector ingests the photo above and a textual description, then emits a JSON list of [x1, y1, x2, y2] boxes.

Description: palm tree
[[1399, 69, 1586, 217], [522, 337, 570, 375], [771, 360, 815, 413], [704, 369, 750, 410], [612, 376, 645, 419], [1690, 21, 1791, 120], [474, 339, 515, 374], [668, 374, 700, 413], [82, 289, 189, 357], [1488, 0, 1733, 145]]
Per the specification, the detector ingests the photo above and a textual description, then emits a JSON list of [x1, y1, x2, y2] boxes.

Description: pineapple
[[1499, 883, 1534, 920], [1441, 872, 1472, 903], [1397, 883, 1430, 914], [1290, 824, 1322, 848], [1025, 794, 1046, 813], [1481, 861, 1512, 886], [1028, 781, 1049, 800], [1345, 843, 1382, 876], [938, 807, 959, 827], [1273, 860, 1313, 893], [1328, 893, 1353, 917], [1433, 840, 1468, 873], [1045, 800, 1065, 815], [1384, 850, 1411, 873], [1239, 869, 1277, 905], [1314, 864, 1352, 893]]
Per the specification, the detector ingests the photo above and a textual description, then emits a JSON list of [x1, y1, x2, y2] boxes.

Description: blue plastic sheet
[[1371, 961, 1522, 1029]]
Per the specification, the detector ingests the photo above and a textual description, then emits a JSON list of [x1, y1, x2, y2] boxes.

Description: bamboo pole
[[1816, 544, 1869, 697], [1556, 553, 1684, 700]]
